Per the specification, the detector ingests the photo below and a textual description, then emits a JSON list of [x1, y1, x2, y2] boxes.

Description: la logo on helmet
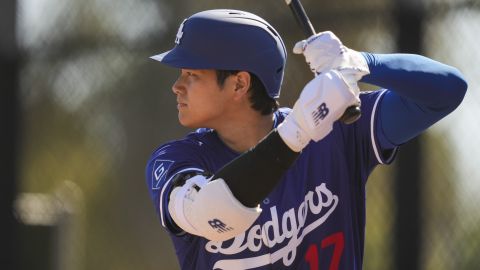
[[175, 19, 187, 44]]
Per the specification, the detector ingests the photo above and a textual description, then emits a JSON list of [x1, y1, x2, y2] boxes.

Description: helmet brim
[[150, 46, 213, 70], [150, 51, 170, 62]]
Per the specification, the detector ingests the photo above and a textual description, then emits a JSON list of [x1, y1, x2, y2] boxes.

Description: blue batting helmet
[[150, 9, 287, 98]]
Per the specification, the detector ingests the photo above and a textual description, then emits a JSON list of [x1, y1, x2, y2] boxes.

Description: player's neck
[[215, 112, 275, 153]]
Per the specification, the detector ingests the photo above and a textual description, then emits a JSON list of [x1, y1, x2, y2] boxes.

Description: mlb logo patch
[[152, 159, 174, 190]]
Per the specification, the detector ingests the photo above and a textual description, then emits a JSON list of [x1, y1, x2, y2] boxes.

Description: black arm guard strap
[[213, 129, 299, 208]]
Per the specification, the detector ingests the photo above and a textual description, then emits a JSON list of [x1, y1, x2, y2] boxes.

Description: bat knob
[[339, 105, 361, 124]]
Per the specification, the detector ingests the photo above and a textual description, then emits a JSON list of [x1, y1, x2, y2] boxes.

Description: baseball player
[[145, 9, 467, 270]]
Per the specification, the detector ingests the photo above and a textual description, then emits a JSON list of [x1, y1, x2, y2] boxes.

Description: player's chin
[[178, 115, 201, 129]]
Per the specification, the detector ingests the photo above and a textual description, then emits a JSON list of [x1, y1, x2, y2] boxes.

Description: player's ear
[[233, 71, 251, 97]]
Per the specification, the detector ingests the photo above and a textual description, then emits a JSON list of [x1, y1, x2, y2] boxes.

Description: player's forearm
[[213, 130, 299, 208], [361, 53, 467, 111]]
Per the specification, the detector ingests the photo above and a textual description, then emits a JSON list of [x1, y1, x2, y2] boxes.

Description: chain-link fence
[[420, 1, 480, 269], [12, 0, 480, 269]]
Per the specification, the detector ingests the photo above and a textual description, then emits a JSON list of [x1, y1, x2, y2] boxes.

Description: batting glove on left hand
[[293, 31, 370, 81]]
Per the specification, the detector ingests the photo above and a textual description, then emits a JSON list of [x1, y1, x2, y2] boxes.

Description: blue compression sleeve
[[361, 53, 468, 149]]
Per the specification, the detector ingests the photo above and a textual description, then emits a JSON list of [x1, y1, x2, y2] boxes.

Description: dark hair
[[216, 70, 279, 115]]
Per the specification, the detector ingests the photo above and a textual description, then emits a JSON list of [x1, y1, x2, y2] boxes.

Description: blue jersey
[[146, 52, 468, 270], [146, 90, 397, 270]]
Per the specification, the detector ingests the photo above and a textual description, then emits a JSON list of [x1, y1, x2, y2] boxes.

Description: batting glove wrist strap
[[277, 114, 310, 152]]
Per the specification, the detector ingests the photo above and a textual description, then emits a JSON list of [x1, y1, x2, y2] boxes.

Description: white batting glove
[[277, 70, 360, 152], [293, 31, 370, 81]]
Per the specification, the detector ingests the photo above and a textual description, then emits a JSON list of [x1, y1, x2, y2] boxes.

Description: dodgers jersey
[[146, 90, 397, 270]]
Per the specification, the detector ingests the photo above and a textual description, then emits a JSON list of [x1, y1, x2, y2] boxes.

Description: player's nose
[[172, 78, 186, 95]]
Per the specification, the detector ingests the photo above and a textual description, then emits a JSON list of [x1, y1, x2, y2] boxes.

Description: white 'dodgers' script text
[[205, 183, 339, 270]]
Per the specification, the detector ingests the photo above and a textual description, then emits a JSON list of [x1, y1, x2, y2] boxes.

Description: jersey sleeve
[[145, 141, 205, 234], [362, 90, 398, 166], [341, 90, 399, 177]]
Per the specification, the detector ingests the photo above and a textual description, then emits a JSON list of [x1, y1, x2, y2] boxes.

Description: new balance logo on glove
[[312, 102, 329, 125]]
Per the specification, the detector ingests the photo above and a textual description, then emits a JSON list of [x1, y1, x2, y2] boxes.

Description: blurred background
[[1, 0, 479, 269]]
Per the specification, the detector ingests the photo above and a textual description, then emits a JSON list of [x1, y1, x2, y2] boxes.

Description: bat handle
[[287, 0, 361, 124], [287, 0, 316, 36], [339, 105, 361, 124]]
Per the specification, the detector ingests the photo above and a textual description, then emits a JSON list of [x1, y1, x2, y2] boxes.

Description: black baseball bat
[[285, 0, 362, 125]]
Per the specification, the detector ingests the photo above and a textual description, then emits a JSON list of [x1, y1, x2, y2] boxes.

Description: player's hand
[[277, 69, 360, 152], [293, 31, 370, 81]]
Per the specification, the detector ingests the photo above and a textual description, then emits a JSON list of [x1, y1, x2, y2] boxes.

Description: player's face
[[172, 69, 237, 128]]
